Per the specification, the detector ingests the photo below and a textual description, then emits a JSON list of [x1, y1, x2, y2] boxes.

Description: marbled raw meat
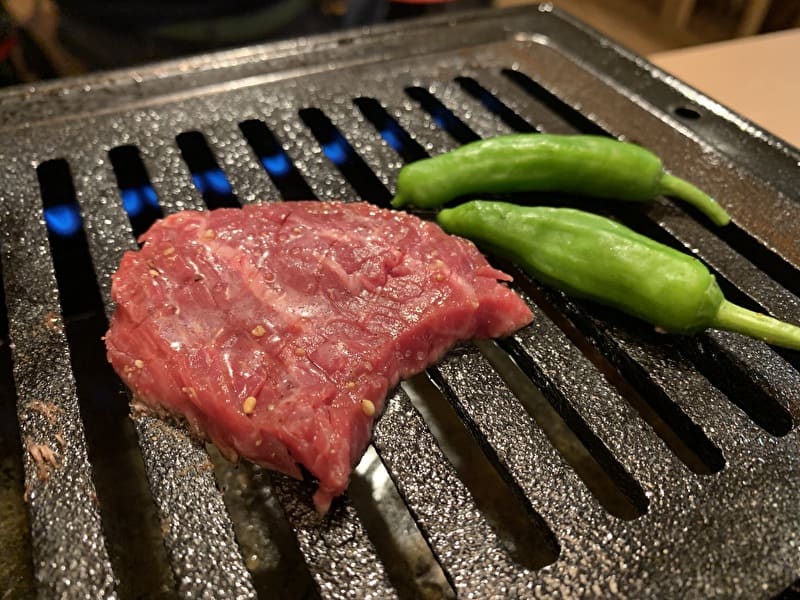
[[106, 201, 532, 511]]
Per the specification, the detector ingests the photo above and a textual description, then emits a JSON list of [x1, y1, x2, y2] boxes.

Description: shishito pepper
[[392, 134, 731, 226], [437, 201, 800, 349]]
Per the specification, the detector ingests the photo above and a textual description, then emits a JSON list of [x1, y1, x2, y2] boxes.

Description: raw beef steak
[[106, 201, 532, 511]]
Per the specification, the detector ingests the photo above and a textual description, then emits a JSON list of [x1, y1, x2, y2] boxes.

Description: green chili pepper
[[437, 201, 800, 350], [392, 134, 730, 226]]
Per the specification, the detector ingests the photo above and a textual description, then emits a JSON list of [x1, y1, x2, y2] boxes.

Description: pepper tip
[[659, 173, 731, 228], [716, 214, 732, 227], [390, 194, 407, 209]]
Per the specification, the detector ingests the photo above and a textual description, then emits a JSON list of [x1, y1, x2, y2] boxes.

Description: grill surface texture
[[0, 5, 799, 599]]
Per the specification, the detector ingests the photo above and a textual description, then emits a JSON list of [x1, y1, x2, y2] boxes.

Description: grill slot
[[2, 7, 799, 597], [349, 447, 455, 600], [270, 473, 396, 599], [501, 324, 650, 518], [707, 221, 800, 304], [353, 97, 428, 163], [176, 131, 240, 208], [372, 386, 543, 597], [37, 160, 97, 317], [238, 119, 315, 200], [554, 283, 752, 451], [203, 120, 277, 206], [405, 86, 480, 144], [512, 279, 725, 475], [37, 159, 176, 597], [108, 145, 164, 238], [72, 145, 257, 597], [299, 107, 393, 205], [264, 108, 356, 201], [679, 332, 797, 433], [323, 99, 405, 197], [501, 68, 608, 136], [401, 372, 559, 569], [210, 453, 318, 598], [455, 76, 538, 134]]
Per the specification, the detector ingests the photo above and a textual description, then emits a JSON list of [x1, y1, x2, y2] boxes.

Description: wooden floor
[[493, 0, 729, 55]]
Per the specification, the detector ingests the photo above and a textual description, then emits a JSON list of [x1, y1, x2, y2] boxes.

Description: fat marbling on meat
[[105, 201, 532, 512]]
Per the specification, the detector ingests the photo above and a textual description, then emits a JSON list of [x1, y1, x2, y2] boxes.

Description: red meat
[[106, 202, 532, 512]]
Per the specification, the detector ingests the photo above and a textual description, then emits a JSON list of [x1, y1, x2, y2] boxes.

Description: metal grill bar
[[482, 62, 800, 428], [72, 146, 257, 597], [432, 80, 511, 141], [0, 170, 118, 598], [431, 350, 618, 595], [324, 98, 403, 196], [681, 330, 800, 430], [506, 293, 679, 494], [140, 135, 207, 213], [229, 105, 397, 597], [270, 474, 397, 599], [373, 386, 536, 596], [264, 105, 356, 201], [538, 285, 769, 449], [202, 120, 278, 205], [370, 93, 456, 158]]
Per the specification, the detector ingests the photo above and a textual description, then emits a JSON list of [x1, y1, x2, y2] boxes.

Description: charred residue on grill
[[35, 159, 176, 597], [0, 262, 35, 598]]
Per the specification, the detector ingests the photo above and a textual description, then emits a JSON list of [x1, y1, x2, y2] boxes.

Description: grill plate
[[1, 6, 799, 598]]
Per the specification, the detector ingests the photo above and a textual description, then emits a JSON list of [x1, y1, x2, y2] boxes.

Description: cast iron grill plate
[[1, 5, 799, 598]]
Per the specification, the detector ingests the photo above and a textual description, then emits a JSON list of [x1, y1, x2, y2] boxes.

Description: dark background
[[0, 0, 491, 86]]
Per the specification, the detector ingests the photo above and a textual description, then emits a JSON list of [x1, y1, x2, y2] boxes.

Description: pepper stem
[[658, 173, 731, 226], [711, 300, 800, 350]]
